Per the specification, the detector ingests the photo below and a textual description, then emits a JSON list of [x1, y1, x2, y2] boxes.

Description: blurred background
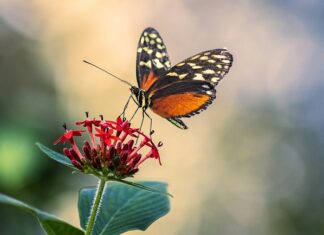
[[0, 0, 323, 234]]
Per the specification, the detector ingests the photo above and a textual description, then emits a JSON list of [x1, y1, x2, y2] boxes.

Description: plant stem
[[85, 179, 106, 235]]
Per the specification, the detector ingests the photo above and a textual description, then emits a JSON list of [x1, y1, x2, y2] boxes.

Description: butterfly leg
[[135, 109, 145, 145], [130, 95, 139, 106], [129, 106, 140, 122], [128, 94, 141, 122], [119, 94, 133, 120], [139, 109, 145, 132], [144, 111, 153, 137]]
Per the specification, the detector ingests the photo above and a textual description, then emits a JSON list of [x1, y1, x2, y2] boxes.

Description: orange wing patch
[[150, 92, 211, 118], [141, 70, 158, 91]]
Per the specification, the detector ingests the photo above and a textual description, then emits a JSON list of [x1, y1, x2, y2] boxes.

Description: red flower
[[149, 146, 160, 160], [54, 130, 84, 145], [95, 128, 119, 146], [54, 114, 162, 179], [107, 117, 137, 137], [76, 116, 101, 149], [75, 118, 101, 128], [54, 129, 85, 161]]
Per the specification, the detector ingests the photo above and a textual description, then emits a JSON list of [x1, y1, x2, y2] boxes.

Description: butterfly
[[129, 27, 233, 129]]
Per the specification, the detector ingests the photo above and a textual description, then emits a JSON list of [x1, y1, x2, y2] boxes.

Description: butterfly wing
[[148, 48, 233, 90], [166, 117, 188, 129], [136, 27, 171, 91], [148, 49, 233, 123], [149, 79, 216, 118]]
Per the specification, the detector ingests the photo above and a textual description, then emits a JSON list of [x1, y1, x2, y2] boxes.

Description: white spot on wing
[[190, 55, 200, 60], [193, 65, 202, 69], [149, 33, 157, 38], [202, 69, 215, 74], [211, 77, 220, 83], [143, 47, 153, 54], [167, 72, 178, 76], [212, 54, 227, 59], [157, 44, 164, 50], [156, 52, 163, 58], [193, 73, 205, 81], [199, 56, 209, 60], [140, 60, 152, 68], [179, 73, 188, 79], [153, 58, 165, 69]]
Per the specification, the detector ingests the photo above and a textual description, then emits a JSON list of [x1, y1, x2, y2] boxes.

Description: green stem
[[85, 179, 106, 235]]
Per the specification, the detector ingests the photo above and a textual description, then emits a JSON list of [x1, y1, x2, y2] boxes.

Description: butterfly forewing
[[179, 49, 233, 85], [136, 27, 171, 90], [149, 49, 233, 91]]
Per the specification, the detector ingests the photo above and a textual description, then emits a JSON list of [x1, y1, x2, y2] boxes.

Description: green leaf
[[0, 193, 84, 235], [36, 142, 79, 171], [78, 181, 170, 235], [113, 178, 173, 197]]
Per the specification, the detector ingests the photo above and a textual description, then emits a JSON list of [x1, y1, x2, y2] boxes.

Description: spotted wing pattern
[[136, 27, 171, 91], [148, 49, 233, 119], [149, 49, 233, 91]]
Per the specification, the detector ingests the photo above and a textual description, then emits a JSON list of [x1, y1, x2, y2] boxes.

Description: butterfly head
[[130, 86, 140, 96]]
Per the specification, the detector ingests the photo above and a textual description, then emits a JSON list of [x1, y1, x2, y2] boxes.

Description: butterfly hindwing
[[167, 118, 188, 129], [136, 27, 171, 91], [147, 49, 233, 119], [149, 80, 216, 118]]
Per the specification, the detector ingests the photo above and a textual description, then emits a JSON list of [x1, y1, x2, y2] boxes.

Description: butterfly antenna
[[83, 60, 134, 87]]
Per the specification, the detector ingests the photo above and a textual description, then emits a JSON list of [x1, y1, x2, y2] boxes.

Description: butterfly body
[[133, 27, 233, 129], [130, 87, 150, 110]]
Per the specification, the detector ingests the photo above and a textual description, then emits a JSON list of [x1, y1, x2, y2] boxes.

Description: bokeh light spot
[[0, 129, 42, 190]]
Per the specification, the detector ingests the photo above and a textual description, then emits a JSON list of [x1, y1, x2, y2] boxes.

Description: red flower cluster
[[54, 115, 161, 179]]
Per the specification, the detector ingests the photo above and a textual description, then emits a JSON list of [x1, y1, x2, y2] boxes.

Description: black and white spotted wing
[[147, 49, 233, 121], [136, 27, 171, 89], [148, 49, 233, 91]]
